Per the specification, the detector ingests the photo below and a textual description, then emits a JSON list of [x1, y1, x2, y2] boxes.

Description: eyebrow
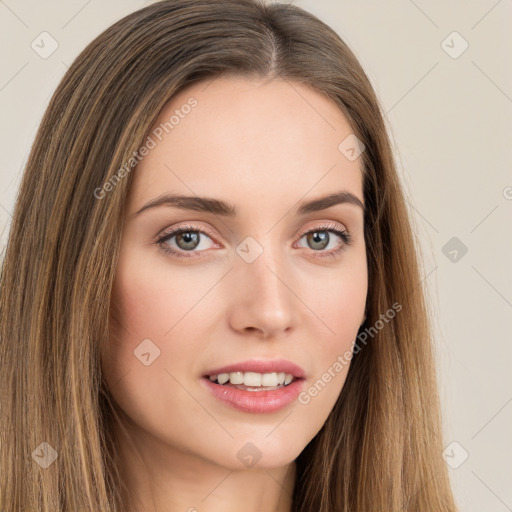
[[131, 190, 365, 218]]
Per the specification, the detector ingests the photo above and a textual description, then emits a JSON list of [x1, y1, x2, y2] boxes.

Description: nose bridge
[[239, 232, 291, 299], [229, 232, 297, 335]]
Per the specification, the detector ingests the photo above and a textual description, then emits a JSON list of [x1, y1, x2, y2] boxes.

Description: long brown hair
[[0, 0, 457, 510]]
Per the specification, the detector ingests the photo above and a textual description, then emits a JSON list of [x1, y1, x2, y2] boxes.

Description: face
[[102, 75, 368, 472]]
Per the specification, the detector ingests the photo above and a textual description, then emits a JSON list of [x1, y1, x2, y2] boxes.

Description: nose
[[227, 245, 299, 339]]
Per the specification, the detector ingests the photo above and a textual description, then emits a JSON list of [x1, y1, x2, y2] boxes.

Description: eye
[[295, 222, 352, 259], [156, 224, 218, 259], [155, 221, 352, 260]]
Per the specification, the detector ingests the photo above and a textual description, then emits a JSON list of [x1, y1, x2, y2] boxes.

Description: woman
[[0, 0, 458, 510]]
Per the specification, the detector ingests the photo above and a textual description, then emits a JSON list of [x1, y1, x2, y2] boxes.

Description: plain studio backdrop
[[0, 1, 511, 510]]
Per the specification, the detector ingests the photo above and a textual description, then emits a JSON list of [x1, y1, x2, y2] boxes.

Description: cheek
[[303, 250, 368, 342], [312, 276, 366, 330], [105, 257, 201, 376], [103, 243, 228, 408], [102, 258, 213, 448], [296, 258, 367, 409], [109, 243, 213, 340]]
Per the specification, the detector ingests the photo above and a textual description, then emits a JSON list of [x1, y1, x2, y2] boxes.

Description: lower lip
[[200, 377, 305, 413]]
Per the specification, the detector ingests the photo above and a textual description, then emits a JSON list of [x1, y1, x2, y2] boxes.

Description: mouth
[[203, 371, 302, 391], [200, 359, 306, 412]]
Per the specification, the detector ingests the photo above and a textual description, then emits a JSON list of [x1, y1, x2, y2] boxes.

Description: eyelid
[[155, 222, 219, 244], [296, 219, 347, 237], [156, 219, 348, 241]]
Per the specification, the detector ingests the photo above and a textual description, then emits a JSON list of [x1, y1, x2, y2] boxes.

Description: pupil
[[177, 231, 199, 250], [308, 231, 328, 250]]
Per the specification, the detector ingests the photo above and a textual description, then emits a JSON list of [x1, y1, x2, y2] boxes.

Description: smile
[[207, 371, 296, 390]]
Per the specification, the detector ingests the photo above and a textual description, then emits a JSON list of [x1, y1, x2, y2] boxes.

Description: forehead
[[128, 76, 363, 214]]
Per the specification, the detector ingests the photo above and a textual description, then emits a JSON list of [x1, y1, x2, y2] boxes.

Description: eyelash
[[155, 222, 352, 260]]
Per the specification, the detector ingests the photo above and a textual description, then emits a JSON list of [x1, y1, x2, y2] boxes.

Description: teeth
[[244, 372, 262, 386], [217, 373, 229, 385], [208, 371, 296, 387], [228, 371, 244, 385], [261, 373, 278, 386]]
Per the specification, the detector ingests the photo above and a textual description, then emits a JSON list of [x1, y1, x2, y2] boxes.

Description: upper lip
[[203, 359, 306, 379]]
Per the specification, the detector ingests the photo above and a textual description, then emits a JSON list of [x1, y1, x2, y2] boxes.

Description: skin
[[102, 75, 368, 512]]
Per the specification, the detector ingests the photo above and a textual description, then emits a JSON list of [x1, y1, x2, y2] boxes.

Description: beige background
[[1, 1, 511, 510]]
